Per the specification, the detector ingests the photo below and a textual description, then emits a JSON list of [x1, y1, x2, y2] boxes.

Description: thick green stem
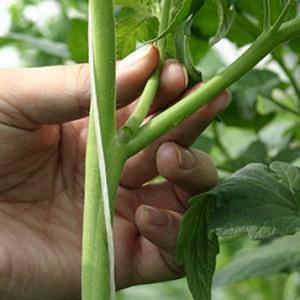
[[90, 0, 116, 150], [125, 18, 300, 157], [82, 111, 111, 300], [121, 0, 171, 138], [82, 1, 123, 300]]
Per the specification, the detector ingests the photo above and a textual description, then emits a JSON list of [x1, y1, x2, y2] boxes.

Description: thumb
[[0, 45, 159, 127], [157, 142, 218, 196]]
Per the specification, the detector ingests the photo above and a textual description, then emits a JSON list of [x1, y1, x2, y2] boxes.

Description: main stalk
[[82, 0, 122, 300]]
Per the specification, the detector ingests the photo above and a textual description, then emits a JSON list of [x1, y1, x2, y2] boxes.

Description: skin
[[0, 45, 230, 300]]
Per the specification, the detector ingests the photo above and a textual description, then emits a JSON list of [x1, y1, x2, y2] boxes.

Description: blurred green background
[[0, 0, 300, 299]]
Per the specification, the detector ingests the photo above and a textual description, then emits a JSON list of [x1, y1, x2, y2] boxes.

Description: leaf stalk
[[263, 0, 272, 30], [271, 0, 295, 33]]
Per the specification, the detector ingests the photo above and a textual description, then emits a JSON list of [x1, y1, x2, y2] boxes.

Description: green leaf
[[272, 146, 300, 163], [191, 0, 236, 46], [115, 12, 155, 58], [214, 232, 300, 286], [221, 69, 280, 130], [67, 18, 88, 63], [175, 16, 203, 84], [155, 0, 206, 40], [209, 162, 300, 240], [270, 162, 300, 193], [177, 197, 219, 300], [193, 135, 214, 153], [210, 0, 236, 45], [235, 0, 297, 29], [195, 48, 225, 80], [226, 13, 259, 47], [221, 140, 268, 172], [0, 33, 69, 58], [225, 0, 298, 47], [114, 0, 206, 58], [192, 2, 219, 39], [290, 38, 300, 53]]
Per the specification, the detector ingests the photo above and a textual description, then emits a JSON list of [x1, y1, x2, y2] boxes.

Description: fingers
[[136, 205, 181, 254], [0, 45, 159, 127], [120, 90, 230, 188], [116, 45, 159, 107], [151, 60, 188, 111], [135, 205, 184, 277], [157, 142, 218, 195], [131, 143, 218, 213]]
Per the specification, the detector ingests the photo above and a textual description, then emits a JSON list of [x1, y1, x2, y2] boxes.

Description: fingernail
[[144, 206, 169, 227], [119, 45, 152, 68], [181, 64, 189, 88], [174, 144, 196, 170]]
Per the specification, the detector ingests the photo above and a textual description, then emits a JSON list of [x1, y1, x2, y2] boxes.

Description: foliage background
[[0, 0, 299, 299]]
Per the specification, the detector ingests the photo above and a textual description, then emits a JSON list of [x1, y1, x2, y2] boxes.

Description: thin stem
[[120, 0, 171, 139], [266, 96, 300, 116], [235, 10, 300, 103], [271, 0, 294, 33], [272, 50, 300, 102], [263, 0, 272, 30], [125, 17, 300, 157], [212, 122, 232, 161]]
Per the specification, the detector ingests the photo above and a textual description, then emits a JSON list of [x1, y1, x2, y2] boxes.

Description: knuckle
[[72, 64, 91, 115]]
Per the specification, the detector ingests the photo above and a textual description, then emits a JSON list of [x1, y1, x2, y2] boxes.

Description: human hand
[[0, 45, 230, 299]]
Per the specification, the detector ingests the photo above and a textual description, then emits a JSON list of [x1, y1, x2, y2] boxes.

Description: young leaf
[[155, 0, 206, 40], [114, 0, 205, 58], [214, 232, 300, 286], [210, 0, 236, 45], [177, 197, 219, 300], [209, 162, 300, 240], [68, 18, 88, 63], [115, 13, 153, 58], [175, 16, 203, 84]]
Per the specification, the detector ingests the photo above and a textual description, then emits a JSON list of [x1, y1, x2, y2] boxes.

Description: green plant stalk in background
[[82, 0, 300, 299]]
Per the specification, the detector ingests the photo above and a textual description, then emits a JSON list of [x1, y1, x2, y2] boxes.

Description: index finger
[[0, 45, 159, 127]]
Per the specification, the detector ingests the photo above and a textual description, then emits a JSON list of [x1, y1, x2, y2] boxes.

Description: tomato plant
[[83, 1, 300, 299], [1, 0, 300, 300], [83, 0, 300, 299]]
